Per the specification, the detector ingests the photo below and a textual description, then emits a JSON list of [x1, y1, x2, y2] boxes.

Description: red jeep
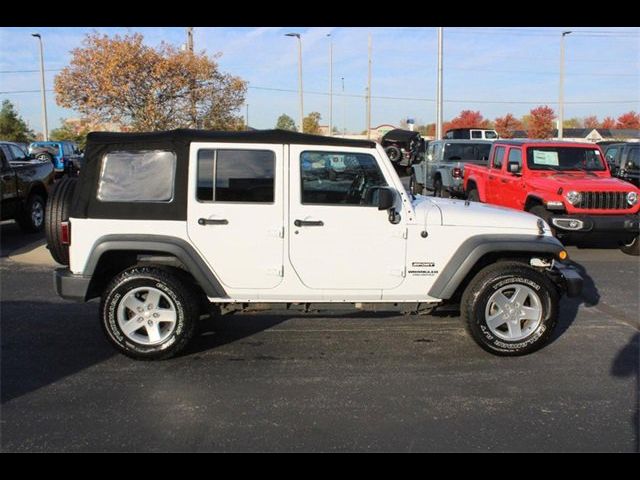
[[464, 140, 640, 256]]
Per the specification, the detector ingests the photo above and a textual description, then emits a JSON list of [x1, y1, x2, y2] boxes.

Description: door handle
[[294, 219, 324, 227], [488, 175, 495, 180], [198, 218, 228, 225]]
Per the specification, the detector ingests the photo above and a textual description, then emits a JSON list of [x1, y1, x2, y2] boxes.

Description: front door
[[288, 145, 407, 290], [187, 143, 285, 290]]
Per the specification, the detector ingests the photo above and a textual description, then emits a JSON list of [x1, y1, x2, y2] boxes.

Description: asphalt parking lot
[[1, 220, 638, 452]]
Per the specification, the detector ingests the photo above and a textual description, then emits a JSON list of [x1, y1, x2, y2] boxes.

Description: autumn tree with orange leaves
[[527, 106, 556, 139], [55, 33, 247, 132], [494, 114, 523, 138], [443, 110, 491, 134], [615, 111, 640, 129], [601, 117, 616, 129]]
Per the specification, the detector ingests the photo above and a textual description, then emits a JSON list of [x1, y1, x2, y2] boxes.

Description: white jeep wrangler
[[48, 129, 582, 360]]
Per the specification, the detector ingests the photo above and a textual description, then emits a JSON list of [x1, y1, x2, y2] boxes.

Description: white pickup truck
[[48, 129, 582, 360]]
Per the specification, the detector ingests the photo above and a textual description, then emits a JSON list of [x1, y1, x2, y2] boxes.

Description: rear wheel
[[467, 188, 480, 202], [385, 146, 402, 163], [433, 177, 450, 198], [16, 193, 45, 232], [45, 177, 77, 265], [461, 262, 559, 356], [620, 235, 639, 256], [409, 172, 424, 195], [100, 266, 200, 360]]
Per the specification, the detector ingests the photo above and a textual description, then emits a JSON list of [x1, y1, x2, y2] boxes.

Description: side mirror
[[508, 161, 521, 174], [376, 187, 396, 211]]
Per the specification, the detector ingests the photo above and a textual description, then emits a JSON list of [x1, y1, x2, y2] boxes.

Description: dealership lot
[[0, 221, 637, 452]]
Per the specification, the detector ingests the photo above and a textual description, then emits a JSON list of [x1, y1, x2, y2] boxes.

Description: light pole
[[286, 33, 304, 133], [342, 76, 346, 136], [246, 103, 249, 130], [436, 27, 443, 140], [31, 33, 48, 141], [558, 31, 572, 140], [366, 33, 372, 140], [327, 33, 333, 136]]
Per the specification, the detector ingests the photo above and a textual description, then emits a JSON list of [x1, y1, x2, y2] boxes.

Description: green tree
[[50, 118, 92, 150], [276, 114, 297, 131], [0, 100, 35, 143], [303, 112, 322, 134]]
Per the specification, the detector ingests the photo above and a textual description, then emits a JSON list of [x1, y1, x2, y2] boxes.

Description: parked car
[[444, 128, 499, 140], [28, 140, 82, 177], [380, 129, 424, 174], [603, 142, 639, 188], [410, 139, 492, 197], [463, 140, 640, 256], [0, 141, 55, 232], [48, 129, 582, 360]]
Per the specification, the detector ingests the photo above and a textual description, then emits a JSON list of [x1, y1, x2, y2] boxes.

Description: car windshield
[[443, 143, 492, 161], [526, 147, 606, 171]]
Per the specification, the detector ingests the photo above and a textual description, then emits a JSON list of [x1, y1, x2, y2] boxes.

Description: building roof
[[86, 128, 377, 148]]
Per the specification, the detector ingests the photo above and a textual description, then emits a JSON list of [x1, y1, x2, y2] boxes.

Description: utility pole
[[342, 76, 346, 136], [436, 27, 443, 140], [366, 34, 372, 139], [246, 104, 249, 130], [187, 27, 197, 128], [31, 33, 48, 141], [286, 33, 304, 133], [558, 31, 572, 140], [328, 34, 333, 136]]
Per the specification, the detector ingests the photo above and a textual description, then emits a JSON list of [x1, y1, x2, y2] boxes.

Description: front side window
[[97, 150, 176, 202], [605, 147, 618, 165], [197, 149, 275, 203], [626, 148, 639, 171], [485, 131, 498, 139], [300, 151, 387, 205], [493, 146, 506, 169], [9, 144, 27, 161], [526, 147, 606, 171], [508, 148, 522, 167]]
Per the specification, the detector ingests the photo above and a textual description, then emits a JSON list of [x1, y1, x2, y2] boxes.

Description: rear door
[[486, 146, 506, 204], [288, 145, 407, 290], [187, 143, 285, 290]]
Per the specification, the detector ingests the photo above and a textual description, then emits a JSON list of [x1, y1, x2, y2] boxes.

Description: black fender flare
[[85, 234, 227, 298], [428, 234, 564, 300]]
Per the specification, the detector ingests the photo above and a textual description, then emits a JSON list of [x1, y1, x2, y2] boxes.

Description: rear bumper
[[551, 213, 639, 241], [54, 268, 90, 301]]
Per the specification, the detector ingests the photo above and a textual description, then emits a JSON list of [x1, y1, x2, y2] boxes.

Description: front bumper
[[54, 268, 91, 301], [550, 213, 639, 240], [551, 262, 583, 298]]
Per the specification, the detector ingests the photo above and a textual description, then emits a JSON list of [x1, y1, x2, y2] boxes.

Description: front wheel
[[466, 188, 480, 202], [100, 267, 200, 360], [17, 193, 45, 232], [461, 262, 559, 356], [620, 235, 639, 256]]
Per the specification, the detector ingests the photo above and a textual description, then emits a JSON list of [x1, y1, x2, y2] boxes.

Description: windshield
[[526, 147, 606, 171], [443, 143, 492, 161]]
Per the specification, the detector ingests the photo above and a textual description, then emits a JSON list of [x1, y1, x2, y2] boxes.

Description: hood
[[412, 197, 547, 233], [527, 172, 637, 192]]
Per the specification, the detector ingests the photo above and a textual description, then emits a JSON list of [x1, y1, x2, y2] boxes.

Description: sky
[[0, 26, 638, 134]]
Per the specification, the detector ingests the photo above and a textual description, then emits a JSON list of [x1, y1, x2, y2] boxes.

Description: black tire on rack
[[45, 177, 77, 265]]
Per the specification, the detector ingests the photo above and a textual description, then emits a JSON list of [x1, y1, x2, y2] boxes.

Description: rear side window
[[197, 149, 275, 203], [627, 148, 639, 170], [97, 150, 176, 202], [471, 131, 482, 139], [493, 146, 506, 169]]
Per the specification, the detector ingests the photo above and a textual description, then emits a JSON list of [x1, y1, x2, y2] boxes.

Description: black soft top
[[86, 129, 377, 148], [381, 129, 421, 143], [73, 129, 377, 222]]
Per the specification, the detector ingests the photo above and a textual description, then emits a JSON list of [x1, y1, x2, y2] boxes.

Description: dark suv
[[380, 129, 424, 174], [603, 142, 639, 188]]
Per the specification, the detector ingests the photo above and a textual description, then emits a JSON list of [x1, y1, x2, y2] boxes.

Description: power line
[[0, 68, 62, 74]]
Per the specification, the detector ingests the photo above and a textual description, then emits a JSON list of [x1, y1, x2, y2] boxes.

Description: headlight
[[627, 191, 638, 206], [565, 190, 582, 205]]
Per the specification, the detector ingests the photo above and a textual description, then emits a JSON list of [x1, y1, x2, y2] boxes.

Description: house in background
[[551, 128, 640, 142]]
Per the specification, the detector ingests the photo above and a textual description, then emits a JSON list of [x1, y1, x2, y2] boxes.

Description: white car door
[[288, 145, 407, 290], [187, 143, 284, 290]]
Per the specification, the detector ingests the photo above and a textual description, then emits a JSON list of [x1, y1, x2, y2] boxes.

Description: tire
[[467, 188, 480, 202], [385, 146, 402, 163], [461, 262, 559, 356], [409, 172, 424, 195], [100, 266, 200, 360], [433, 177, 450, 198], [45, 177, 77, 265], [36, 152, 53, 164], [16, 193, 45, 232], [620, 235, 639, 256], [528, 205, 556, 236]]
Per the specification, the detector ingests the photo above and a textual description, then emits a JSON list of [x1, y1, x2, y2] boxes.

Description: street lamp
[[327, 33, 333, 136], [558, 30, 572, 140], [285, 33, 304, 133], [31, 33, 49, 141]]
